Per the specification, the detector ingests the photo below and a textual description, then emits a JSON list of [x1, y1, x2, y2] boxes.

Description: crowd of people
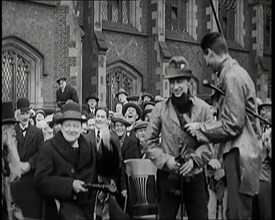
[[2, 32, 272, 220]]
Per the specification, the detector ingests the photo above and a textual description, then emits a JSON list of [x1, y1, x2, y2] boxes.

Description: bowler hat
[[116, 88, 128, 98], [48, 111, 63, 128], [17, 98, 31, 112], [122, 102, 142, 120], [141, 108, 152, 121], [141, 92, 154, 101], [85, 93, 99, 103], [133, 121, 148, 131], [2, 101, 17, 125], [56, 77, 67, 84], [126, 95, 140, 102], [165, 56, 197, 80], [55, 102, 87, 124], [111, 115, 131, 127]]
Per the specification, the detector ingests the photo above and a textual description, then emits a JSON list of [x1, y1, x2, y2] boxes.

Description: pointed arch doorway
[[106, 61, 142, 111]]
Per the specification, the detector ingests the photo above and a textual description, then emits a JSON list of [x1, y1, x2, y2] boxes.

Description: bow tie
[[21, 127, 27, 133]]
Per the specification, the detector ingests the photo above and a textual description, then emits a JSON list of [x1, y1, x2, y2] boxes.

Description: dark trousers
[[157, 170, 208, 220], [224, 149, 253, 220], [252, 180, 271, 220]]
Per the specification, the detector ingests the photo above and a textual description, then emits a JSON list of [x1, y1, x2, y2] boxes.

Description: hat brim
[[258, 103, 272, 112], [57, 77, 66, 84], [112, 118, 131, 127], [141, 94, 154, 100], [122, 103, 142, 120], [85, 96, 99, 103], [141, 109, 152, 121], [116, 92, 128, 98], [55, 117, 87, 124], [19, 107, 32, 112], [2, 118, 18, 125]]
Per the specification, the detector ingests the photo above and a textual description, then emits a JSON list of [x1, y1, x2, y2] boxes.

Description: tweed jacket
[[56, 85, 79, 108], [34, 131, 97, 220], [198, 57, 262, 196], [145, 96, 214, 176]]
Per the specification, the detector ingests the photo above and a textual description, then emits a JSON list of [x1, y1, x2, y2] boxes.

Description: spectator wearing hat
[[35, 109, 46, 126], [122, 102, 142, 137], [48, 111, 63, 136], [10, 98, 44, 219], [2, 102, 23, 220], [126, 95, 140, 105], [133, 121, 149, 158], [85, 93, 99, 116], [145, 56, 214, 219], [34, 102, 97, 220], [116, 88, 128, 106], [252, 98, 271, 220], [141, 92, 154, 103], [56, 77, 79, 109]]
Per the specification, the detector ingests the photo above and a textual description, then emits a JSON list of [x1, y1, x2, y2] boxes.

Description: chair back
[[124, 159, 158, 219]]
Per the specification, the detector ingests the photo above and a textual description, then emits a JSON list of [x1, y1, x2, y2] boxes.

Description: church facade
[[2, 0, 271, 110]]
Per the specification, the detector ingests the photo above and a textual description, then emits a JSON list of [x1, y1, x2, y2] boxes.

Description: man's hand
[[179, 159, 194, 176], [208, 159, 222, 170], [184, 122, 201, 137], [73, 179, 88, 193], [165, 157, 180, 171], [121, 189, 127, 197], [19, 162, 31, 174]]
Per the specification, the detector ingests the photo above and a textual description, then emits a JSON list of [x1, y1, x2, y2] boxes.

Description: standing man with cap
[[56, 77, 79, 109], [11, 98, 44, 219], [116, 88, 128, 106], [85, 93, 99, 117], [145, 56, 214, 219], [185, 32, 262, 219], [2, 101, 23, 220], [34, 102, 98, 220]]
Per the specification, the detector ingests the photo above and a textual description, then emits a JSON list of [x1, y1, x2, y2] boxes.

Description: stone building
[[2, 0, 271, 111]]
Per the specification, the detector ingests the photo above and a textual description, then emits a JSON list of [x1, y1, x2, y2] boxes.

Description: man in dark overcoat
[[56, 77, 79, 108], [34, 102, 98, 220], [85, 93, 99, 117], [10, 98, 44, 219]]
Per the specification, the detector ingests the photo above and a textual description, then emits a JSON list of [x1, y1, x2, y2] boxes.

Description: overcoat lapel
[[166, 98, 181, 127]]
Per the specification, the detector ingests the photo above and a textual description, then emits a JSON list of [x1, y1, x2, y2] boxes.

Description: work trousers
[[157, 169, 208, 220], [224, 149, 253, 220]]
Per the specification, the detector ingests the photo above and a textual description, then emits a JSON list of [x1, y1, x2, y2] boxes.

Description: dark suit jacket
[[11, 123, 44, 218], [121, 135, 142, 160], [34, 131, 98, 220], [56, 85, 79, 108]]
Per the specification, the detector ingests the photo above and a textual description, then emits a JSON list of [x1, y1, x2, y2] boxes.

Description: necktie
[[97, 130, 100, 144], [21, 127, 27, 137]]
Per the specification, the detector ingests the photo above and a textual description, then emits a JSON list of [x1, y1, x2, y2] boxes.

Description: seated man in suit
[[56, 77, 79, 108]]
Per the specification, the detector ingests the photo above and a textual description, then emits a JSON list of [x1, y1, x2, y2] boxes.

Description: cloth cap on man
[[122, 102, 142, 120], [35, 109, 46, 118], [111, 115, 131, 127], [141, 92, 154, 101], [16, 98, 31, 112], [133, 121, 148, 132], [126, 95, 140, 102], [2, 101, 17, 125], [258, 98, 272, 112], [165, 56, 197, 81], [56, 77, 67, 84], [142, 101, 155, 110], [141, 109, 152, 121], [56, 102, 87, 124], [85, 93, 99, 103], [116, 88, 128, 98]]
